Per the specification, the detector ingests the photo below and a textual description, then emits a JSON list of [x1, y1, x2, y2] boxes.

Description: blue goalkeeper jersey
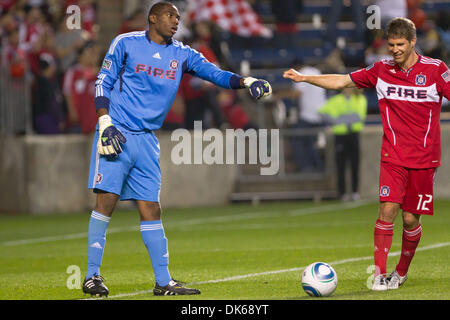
[[95, 30, 241, 131]]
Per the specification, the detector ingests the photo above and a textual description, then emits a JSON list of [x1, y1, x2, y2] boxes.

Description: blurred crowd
[[0, 0, 256, 135], [1, 0, 100, 134], [0, 0, 449, 137]]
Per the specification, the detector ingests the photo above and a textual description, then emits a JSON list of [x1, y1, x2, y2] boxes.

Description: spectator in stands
[[180, 73, 224, 129], [270, 0, 302, 48], [187, 19, 224, 71], [288, 63, 326, 172], [217, 89, 258, 130], [407, 0, 428, 32], [191, 20, 220, 63], [28, 22, 58, 76], [180, 21, 225, 129], [0, 0, 15, 15], [32, 54, 66, 134], [19, 5, 60, 77], [119, 9, 147, 33], [376, 0, 408, 28], [1, 27, 27, 78], [54, 18, 86, 76], [162, 93, 185, 130], [21, 5, 46, 54], [326, 0, 365, 46], [436, 10, 450, 45], [361, 36, 389, 113], [0, 1, 29, 74], [318, 87, 367, 201], [421, 10, 449, 62], [365, 37, 391, 66], [323, 48, 347, 73], [63, 41, 100, 134], [0, 4, 23, 40]]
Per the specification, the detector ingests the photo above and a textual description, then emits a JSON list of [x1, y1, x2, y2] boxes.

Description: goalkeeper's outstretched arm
[[283, 69, 356, 90]]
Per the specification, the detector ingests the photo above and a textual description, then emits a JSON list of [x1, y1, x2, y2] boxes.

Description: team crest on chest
[[169, 59, 179, 70], [415, 74, 426, 86]]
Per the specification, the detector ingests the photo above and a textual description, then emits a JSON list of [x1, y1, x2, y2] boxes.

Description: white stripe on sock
[[91, 211, 111, 223], [140, 224, 163, 231], [404, 225, 422, 237], [375, 223, 394, 231]]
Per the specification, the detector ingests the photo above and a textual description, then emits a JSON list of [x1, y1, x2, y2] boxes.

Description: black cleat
[[82, 275, 109, 297], [153, 279, 201, 296]]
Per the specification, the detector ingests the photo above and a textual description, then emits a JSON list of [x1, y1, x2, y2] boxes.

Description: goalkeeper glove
[[244, 77, 272, 100], [97, 115, 127, 157]]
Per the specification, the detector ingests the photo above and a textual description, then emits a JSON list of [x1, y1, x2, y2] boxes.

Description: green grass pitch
[[1, 199, 449, 300]]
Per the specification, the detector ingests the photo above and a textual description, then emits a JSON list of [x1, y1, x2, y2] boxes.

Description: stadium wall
[[1, 124, 450, 214], [0, 132, 237, 214]]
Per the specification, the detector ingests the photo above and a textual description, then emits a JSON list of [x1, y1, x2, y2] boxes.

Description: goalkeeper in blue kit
[[82, 1, 272, 297]]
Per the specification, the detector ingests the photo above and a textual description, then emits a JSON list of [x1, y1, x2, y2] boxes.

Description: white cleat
[[387, 270, 408, 290], [372, 275, 388, 291]]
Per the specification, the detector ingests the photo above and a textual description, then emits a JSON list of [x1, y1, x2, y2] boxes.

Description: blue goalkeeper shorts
[[88, 126, 161, 202]]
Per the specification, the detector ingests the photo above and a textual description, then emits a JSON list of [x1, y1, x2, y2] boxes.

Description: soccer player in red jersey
[[283, 17, 450, 291]]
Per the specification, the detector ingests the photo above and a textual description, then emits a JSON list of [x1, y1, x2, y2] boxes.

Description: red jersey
[[63, 64, 98, 134], [350, 55, 450, 168]]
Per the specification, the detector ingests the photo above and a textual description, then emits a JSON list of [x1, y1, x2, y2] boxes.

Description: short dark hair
[[148, 1, 175, 22], [386, 17, 417, 42]]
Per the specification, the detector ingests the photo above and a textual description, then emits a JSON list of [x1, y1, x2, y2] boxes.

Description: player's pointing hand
[[283, 69, 304, 82]]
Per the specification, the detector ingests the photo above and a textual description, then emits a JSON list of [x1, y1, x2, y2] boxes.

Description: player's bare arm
[[283, 69, 356, 90]]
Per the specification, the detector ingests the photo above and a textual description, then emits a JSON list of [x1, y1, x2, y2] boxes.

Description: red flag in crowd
[[188, 0, 272, 38]]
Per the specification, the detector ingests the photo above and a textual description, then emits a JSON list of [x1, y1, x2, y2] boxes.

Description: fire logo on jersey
[[169, 59, 179, 70], [380, 186, 390, 197], [415, 74, 426, 86], [134, 63, 177, 80]]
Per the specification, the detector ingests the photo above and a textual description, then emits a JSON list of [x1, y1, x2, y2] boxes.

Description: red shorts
[[379, 161, 436, 215]]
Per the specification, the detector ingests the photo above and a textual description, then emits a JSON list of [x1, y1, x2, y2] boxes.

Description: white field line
[[2, 201, 371, 247], [288, 200, 371, 216], [90, 241, 450, 300], [175, 243, 375, 254], [190, 242, 450, 284], [1, 226, 136, 247]]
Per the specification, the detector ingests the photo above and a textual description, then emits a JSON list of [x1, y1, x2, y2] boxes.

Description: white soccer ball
[[301, 262, 338, 297]]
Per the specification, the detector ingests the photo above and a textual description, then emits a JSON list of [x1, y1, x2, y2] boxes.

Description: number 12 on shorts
[[417, 194, 432, 211]]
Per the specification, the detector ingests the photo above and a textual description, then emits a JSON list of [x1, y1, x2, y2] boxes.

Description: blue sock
[[140, 220, 171, 286], [86, 210, 110, 280]]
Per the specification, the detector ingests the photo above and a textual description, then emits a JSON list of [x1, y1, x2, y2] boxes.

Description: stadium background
[[1, 0, 450, 214], [0, 0, 449, 302]]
